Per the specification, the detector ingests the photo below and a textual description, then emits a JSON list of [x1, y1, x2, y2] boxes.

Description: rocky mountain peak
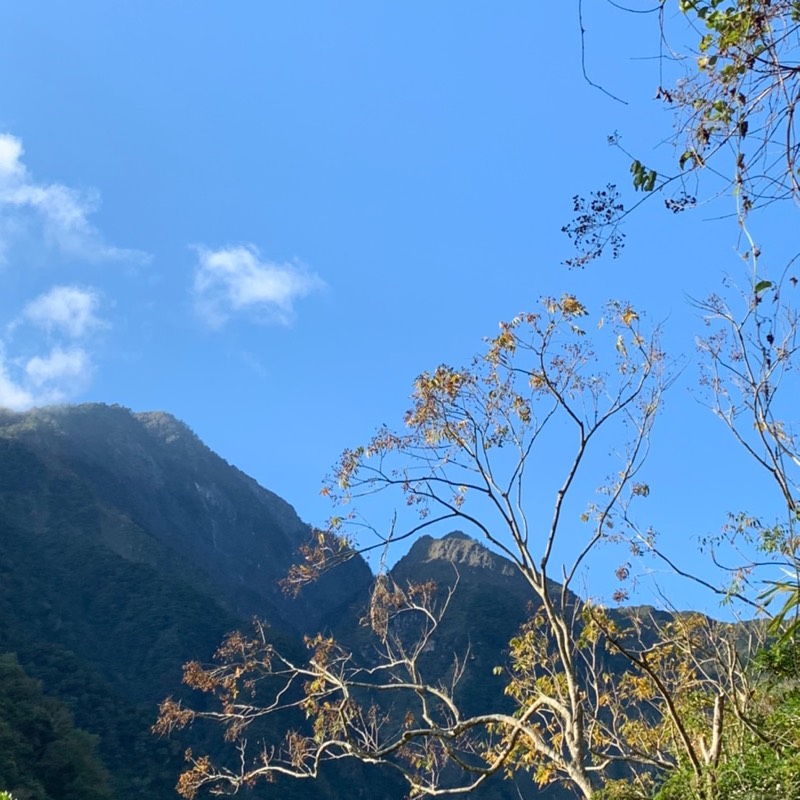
[[399, 530, 518, 577]]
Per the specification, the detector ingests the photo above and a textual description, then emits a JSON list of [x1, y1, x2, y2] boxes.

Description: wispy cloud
[[22, 285, 103, 338], [193, 245, 324, 327], [0, 344, 92, 410], [0, 352, 36, 410], [0, 132, 148, 264], [25, 346, 91, 389], [0, 284, 106, 410]]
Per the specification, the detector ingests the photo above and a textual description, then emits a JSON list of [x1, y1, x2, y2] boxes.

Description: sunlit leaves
[[665, 0, 800, 206], [630, 160, 657, 193], [621, 306, 638, 326]]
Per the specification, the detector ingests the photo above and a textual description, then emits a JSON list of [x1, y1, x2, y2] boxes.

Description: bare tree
[[692, 264, 800, 653], [156, 296, 676, 799]]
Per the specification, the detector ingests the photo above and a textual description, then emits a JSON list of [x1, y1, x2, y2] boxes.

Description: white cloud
[[0, 344, 92, 410], [0, 136, 24, 180], [0, 360, 35, 410], [0, 282, 105, 410], [23, 285, 103, 338], [0, 134, 143, 410], [193, 245, 324, 327], [0, 132, 148, 264], [25, 346, 91, 389]]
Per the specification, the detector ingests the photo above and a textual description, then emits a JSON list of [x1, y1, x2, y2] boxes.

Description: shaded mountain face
[[387, 531, 549, 723], [386, 531, 650, 708], [0, 403, 371, 635], [392, 530, 528, 586]]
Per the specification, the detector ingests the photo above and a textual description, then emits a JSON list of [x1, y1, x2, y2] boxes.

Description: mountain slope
[[388, 531, 537, 716], [0, 404, 370, 634], [0, 403, 371, 800]]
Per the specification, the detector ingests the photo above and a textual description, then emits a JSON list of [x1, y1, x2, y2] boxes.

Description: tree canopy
[[0, 654, 113, 800]]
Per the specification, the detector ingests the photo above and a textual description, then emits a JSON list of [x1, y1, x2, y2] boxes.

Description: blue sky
[[0, 3, 791, 612]]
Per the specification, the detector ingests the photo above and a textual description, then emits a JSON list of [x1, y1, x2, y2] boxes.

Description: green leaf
[[754, 280, 773, 293]]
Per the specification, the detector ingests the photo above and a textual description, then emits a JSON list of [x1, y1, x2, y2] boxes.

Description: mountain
[[0, 403, 371, 800], [0, 404, 370, 635], [387, 532, 535, 711]]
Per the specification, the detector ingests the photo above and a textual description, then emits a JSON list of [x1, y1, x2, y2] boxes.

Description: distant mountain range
[[0, 404, 641, 799]]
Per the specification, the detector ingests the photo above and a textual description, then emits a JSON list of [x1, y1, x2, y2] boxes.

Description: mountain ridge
[[0, 403, 683, 800], [0, 403, 372, 634]]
